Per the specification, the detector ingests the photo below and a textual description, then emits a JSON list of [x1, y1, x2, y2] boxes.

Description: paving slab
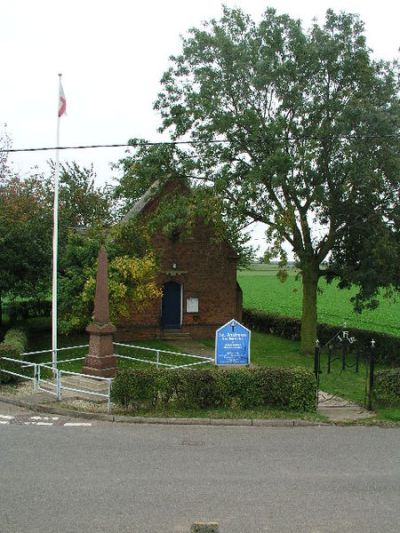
[[317, 390, 374, 422], [165, 339, 215, 359]]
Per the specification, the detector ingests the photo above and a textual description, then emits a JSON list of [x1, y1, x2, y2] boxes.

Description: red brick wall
[[115, 184, 241, 340]]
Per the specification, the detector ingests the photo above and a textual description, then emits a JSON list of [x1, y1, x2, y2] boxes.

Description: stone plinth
[[82, 323, 117, 377], [82, 246, 117, 378]]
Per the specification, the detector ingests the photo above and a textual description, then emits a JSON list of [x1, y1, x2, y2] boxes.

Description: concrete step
[[161, 331, 193, 340]]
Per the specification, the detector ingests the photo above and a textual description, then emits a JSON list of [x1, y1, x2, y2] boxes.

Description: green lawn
[[238, 268, 400, 336], [24, 319, 209, 375]]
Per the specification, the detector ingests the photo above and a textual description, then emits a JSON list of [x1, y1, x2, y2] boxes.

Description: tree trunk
[[300, 266, 319, 354]]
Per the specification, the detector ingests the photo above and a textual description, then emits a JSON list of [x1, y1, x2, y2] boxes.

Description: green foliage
[[113, 140, 194, 214], [0, 157, 116, 328], [57, 162, 114, 229], [221, 368, 262, 409], [0, 174, 53, 305], [7, 300, 51, 323], [173, 369, 226, 409], [111, 367, 317, 412], [58, 220, 161, 333], [374, 369, 400, 406], [110, 367, 161, 408], [0, 328, 28, 383], [58, 227, 104, 332], [255, 367, 316, 411], [243, 308, 400, 367], [154, 5, 400, 353]]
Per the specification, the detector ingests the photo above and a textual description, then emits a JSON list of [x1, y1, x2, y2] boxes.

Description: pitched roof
[[122, 178, 190, 221], [122, 179, 160, 221]]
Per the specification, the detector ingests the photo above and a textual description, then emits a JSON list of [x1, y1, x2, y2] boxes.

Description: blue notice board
[[215, 319, 251, 365]]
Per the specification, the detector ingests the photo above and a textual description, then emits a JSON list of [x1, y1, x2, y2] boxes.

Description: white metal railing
[[1, 342, 213, 412], [114, 342, 213, 369], [37, 363, 60, 397], [35, 358, 112, 410], [58, 369, 113, 411], [22, 344, 89, 358], [0, 358, 38, 390]]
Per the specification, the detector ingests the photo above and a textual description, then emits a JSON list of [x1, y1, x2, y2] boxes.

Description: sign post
[[215, 319, 251, 366]]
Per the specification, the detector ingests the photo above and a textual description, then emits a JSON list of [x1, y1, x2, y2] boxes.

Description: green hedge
[[243, 309, 400, 366], [7, 300, 51, 322], [0, 328, 28, 383], [111, 367, 317, 412], [374, 369, 400, 406]]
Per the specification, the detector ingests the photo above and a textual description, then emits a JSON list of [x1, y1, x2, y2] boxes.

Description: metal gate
[[314, 329, 376, 410]]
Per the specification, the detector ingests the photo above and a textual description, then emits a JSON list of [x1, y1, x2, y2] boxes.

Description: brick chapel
[[116, 179, 242, 340]]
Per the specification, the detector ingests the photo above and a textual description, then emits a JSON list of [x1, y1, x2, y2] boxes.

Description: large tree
[[0, 174, 53, 323], [0, 129, 53, 323], [154, 7, 400, 353], [0, 157, 123, 327]]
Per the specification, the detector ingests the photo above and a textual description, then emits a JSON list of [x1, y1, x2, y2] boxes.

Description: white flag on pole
[[58, 80, 66, 117]]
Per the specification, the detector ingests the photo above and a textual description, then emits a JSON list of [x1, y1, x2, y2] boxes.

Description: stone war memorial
[[116, 179, 243, 341], [82, 246, 117, 377]]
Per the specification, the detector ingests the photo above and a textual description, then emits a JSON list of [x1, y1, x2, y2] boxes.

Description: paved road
[[1, 415, 399, 533], [0, 400, 94, 427]]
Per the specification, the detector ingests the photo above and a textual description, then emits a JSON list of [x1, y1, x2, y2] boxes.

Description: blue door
[[161, 281, 181, 328]]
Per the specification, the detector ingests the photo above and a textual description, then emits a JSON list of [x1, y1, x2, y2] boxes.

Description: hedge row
[[6, 300, 51, 322], [243, 309, 400, 366], [374, 369, 400, 406], [111, 367, 317, 412], [0, 328, 28, 383]]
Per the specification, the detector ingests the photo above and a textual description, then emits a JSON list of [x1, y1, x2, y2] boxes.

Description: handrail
[[116, 353, 180, 368], [114, 342, 213, 362]]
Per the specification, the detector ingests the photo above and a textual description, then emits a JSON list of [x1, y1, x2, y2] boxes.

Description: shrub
[[221, 367, 263, 409], [111, 366, 317, 412], [0, 328, 28, 383], [7, 300, 51, 323], [110, 367, 160, 408], [243, 308, 400, 366], [255, 367, 317, 411], [374, 369, 400, 406], [173, 368, 225, 409]]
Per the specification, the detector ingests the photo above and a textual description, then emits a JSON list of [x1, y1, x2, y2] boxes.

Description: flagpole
[[52, 73, 63, 371]]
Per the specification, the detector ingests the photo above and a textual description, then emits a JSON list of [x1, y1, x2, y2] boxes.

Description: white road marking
[[64, 422, 92, 427], [30, 416, 59, 421], [23, 422, 54, 426], [1, 415, 93, 428]]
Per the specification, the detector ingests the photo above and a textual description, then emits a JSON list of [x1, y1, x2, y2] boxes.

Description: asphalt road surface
[[1, 412, 399, 533]]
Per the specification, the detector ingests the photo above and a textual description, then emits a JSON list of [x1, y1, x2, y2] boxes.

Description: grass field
[[238, 266, 400, 337]]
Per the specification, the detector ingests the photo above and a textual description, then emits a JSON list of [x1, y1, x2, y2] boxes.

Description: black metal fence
[[313, 329, 376, 410]]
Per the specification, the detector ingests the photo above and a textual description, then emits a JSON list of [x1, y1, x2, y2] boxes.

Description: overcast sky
[[1, 0, 399, 252]]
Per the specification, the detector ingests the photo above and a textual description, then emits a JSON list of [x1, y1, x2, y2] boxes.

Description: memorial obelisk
[[82, 246, 117, 377]]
